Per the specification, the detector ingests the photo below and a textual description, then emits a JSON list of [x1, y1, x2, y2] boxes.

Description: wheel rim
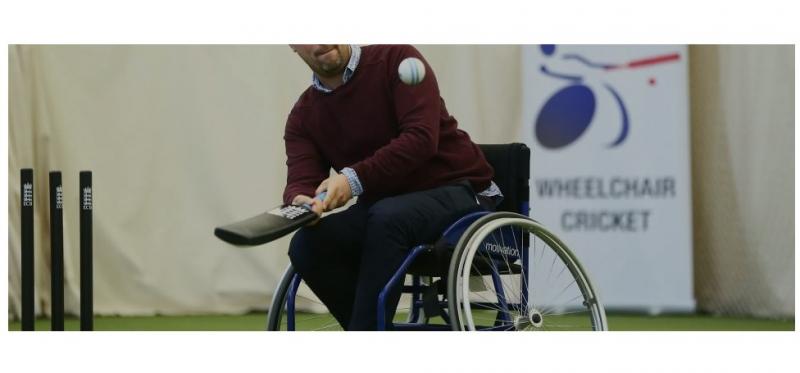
[[453, 217, 607, 331]]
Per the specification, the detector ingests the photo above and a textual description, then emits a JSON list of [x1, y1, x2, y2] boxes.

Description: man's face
[[290, 44, 350, 78]]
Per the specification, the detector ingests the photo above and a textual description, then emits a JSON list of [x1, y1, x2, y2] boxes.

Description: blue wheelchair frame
[[282, 201, 531, 331]]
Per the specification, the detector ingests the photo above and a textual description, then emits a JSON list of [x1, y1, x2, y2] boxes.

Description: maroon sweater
[[283, 45, 494, 204]]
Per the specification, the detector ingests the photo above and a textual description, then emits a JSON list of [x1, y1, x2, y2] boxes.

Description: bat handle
[[301, 192, 327, 210]]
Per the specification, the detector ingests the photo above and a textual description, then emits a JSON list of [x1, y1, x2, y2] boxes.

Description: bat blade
[[215, 192, 327, 246], [215, 206, 316, 246]]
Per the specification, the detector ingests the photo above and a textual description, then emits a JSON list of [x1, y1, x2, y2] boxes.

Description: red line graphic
[[606, 53, 681, 71]]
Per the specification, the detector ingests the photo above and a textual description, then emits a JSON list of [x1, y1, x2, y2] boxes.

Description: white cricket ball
[[398, 57, 426, 85]]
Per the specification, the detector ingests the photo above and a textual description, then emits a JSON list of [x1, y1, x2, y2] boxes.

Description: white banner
[[521, 45, 694, 313]]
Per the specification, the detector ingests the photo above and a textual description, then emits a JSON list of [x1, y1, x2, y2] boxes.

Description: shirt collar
[[311, 45, 361, 93]]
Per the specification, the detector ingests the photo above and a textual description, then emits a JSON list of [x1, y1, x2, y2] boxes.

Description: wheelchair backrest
[[478, 143, 531, 215]]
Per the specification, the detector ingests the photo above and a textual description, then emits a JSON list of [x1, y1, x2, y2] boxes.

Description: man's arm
[[283, 107, 330, 205], [348, 45, 443, 194]]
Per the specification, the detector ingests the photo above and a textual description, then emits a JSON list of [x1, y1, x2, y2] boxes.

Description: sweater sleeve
[[283, 103, 330, 204], [349, 45, 442, 193]]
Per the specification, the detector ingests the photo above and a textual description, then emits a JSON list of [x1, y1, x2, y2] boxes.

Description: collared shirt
[[309, 44, 502, 203]]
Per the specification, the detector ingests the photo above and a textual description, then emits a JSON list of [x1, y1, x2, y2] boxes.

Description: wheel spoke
[[540, 293, 584, 316]]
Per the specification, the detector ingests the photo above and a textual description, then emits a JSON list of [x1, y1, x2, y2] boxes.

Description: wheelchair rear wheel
[[447, 212, 608, 331]]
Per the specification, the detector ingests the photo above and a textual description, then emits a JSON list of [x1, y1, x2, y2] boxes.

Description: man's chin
[[317, 64, 345, 77], [317, 60, 334, 70]]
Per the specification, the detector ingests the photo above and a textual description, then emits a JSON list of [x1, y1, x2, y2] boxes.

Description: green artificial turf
[[8, 312, 795, 331]]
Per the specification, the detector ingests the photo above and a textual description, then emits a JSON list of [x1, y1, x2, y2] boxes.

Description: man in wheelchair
[[284, 44, 501, 330]]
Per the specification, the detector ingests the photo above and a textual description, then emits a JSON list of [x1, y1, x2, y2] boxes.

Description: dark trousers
[[288, 183, 484, 330]]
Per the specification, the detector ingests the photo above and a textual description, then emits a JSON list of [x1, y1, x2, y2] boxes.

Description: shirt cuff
[[341, 167, 364, 197]]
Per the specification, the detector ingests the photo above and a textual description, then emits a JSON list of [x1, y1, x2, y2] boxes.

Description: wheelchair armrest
[[435, 211, 492, 249]]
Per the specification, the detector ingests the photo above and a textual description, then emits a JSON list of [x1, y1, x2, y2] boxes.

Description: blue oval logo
[[535, 84, 596, 149]]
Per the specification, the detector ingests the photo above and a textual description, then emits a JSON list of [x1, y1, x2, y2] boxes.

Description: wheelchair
[[267, 143, 607, 331]]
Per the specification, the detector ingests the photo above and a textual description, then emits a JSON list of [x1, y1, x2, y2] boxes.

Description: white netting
[[689, 45, 794, 318]]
